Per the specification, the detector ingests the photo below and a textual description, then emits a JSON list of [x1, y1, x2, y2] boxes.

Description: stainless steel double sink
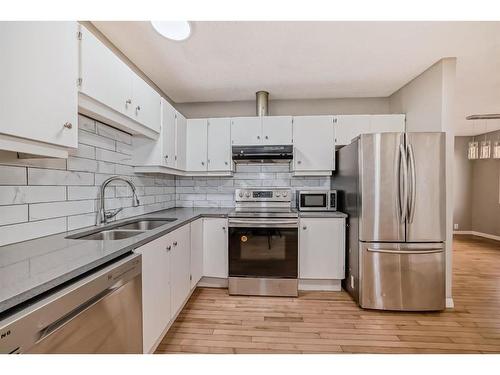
[[66, 218, 177, 241]]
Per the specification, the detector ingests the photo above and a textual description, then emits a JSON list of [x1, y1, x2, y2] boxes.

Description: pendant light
[[468, 136, 479, 160], [479, 135, 491, 159], [493, 139, 500, 159]]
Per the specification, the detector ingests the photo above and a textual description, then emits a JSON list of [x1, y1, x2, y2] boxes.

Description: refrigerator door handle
[[398, 143, 409, 223], [367, 248, 443, 255], [407, 142, 416, 224]]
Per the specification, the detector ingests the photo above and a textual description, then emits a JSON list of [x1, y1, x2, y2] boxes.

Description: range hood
[[232, 145, 293, 164]]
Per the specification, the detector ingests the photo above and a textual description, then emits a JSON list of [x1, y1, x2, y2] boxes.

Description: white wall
[[389, 58, 457, 306], [176, 97, 390, 119]]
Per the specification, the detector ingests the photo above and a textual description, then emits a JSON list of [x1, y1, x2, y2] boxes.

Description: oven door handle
[[228, 219, 298, 228]]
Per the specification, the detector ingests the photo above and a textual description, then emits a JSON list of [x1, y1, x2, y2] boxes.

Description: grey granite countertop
[[0, 207, 230, 315], [0, 207, 348, 315]]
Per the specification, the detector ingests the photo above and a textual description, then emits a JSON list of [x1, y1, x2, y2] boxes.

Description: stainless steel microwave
[[296, 190, 337, 211]]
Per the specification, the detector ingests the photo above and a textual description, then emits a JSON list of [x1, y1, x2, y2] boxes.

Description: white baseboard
[[446, 297, 454, 309], [298, 279, 342, 291], [197, 276, 228, 288], [454, 230, 500, 241]]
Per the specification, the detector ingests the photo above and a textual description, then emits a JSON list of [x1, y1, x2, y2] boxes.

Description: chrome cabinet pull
[[166, 245, 171, 251], [302, 226, 307, 230], [136, 106, 141, 111], [63, 122, 72, 129], [173, 241, 178, 246], [126, 99, 132, 105]]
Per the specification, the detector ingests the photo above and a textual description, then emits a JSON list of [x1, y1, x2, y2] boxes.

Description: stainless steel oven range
[[228, 188, 298, 297]]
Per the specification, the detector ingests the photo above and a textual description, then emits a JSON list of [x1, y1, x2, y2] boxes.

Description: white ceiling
[[92, 21, 500, 136]]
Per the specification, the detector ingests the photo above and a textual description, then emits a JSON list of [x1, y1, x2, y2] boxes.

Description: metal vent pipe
[[256, 91, 269, 116]]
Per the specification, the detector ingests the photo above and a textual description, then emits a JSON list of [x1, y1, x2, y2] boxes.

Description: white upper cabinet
[[293, 116, 335, 174], [161, 99, 177, 168], [0, 22, 78, 157], [262, 116, 293, 145], [175, 112, 187, 171], [79, 25, 160, 138], [131, 74, 161, 134], [231, 116, 293, 146], [299, 217, 346, 280], [186, 119, 208, 172], [370, 114, 405, 133], [207, 118, 232, 171], [79, 25, 132, 117], [335, 115, 371, 146], [231, 117, 262, 145]]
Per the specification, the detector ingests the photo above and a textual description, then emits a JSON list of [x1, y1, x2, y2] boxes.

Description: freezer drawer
[[360, 242, 445, 311]]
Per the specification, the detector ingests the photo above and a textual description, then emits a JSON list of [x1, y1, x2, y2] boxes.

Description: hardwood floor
[[155, 235, 500, 354]]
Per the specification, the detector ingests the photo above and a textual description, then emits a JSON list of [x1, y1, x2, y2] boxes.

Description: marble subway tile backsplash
[[0, 115, 175, 247], [175, 164, 330, 208]]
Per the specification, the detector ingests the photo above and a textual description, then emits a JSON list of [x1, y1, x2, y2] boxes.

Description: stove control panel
[[235, 188, 292, 202]]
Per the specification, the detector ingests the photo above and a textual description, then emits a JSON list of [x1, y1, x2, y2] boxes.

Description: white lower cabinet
[[203, 218, 228, 278], [135, 224, 191, 353], [299, 217, 346, 280], [135, 235, 171, 354], [169, 225, 191, 317], [190, 219, 204, 289]]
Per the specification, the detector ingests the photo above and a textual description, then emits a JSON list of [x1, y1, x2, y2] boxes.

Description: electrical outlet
[[454, 223, 459, 230]]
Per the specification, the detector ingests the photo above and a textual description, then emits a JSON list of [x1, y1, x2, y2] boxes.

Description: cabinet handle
[[302, 226, 307, 230], [225, 161, 228, 165], [165, 155, 168, 159], [166, 245, 171, 251], [201, 161, 205, 166], [63, 122, 73, 129], [265, 135, 268, 140], [136, 105, 141, 111], [222, 226, 226, 231], [297, 160, 302, 164], [257, 136, 261, 140], [126, 99, 132, 105], [173, 241, 178, 246]]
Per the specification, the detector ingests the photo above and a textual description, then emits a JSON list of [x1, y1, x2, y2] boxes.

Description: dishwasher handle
[[37, 284, 121, 342]]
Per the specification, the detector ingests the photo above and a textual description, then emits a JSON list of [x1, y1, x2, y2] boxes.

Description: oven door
[[228, 219, 298, 279]]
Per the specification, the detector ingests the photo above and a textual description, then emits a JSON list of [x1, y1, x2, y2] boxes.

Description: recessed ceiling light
[[150, 21, 191, 41]]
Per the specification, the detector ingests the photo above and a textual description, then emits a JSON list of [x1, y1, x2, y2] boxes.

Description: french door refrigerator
[[333, 132, 446, 311]]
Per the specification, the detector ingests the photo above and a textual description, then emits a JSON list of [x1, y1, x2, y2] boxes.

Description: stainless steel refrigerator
[[332, 132, 446, 311]]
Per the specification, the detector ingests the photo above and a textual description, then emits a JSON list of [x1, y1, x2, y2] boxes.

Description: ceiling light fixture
[[150, 21, 191, 41]]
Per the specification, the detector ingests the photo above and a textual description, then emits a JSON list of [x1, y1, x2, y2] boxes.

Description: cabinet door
[[131, 74, 161, 133], [134, 236, 171, 353], [175, 112, 187, 170], [231, 117, 262, 145], [161, 99, 177, 168], [0, 22, 78, 148], [293, 116, 334, 172], [370, 114, 405, 133], [190, 218, 204, 289], [299, 218, 345, 279], [170, 225, 192, 316], [207, 118, 232, 171], [80, 25, 133, 118], [262, 116, 293, 145], [203, 218, 228, 278], [335, 115, 371, 146], [186, 119, 208, 171]]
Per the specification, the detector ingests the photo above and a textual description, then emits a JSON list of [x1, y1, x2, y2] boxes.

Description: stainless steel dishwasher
[[0, 253, 143, 354]]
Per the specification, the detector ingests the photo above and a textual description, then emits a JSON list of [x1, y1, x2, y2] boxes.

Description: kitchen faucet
[[98, 176, 140, 225]]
